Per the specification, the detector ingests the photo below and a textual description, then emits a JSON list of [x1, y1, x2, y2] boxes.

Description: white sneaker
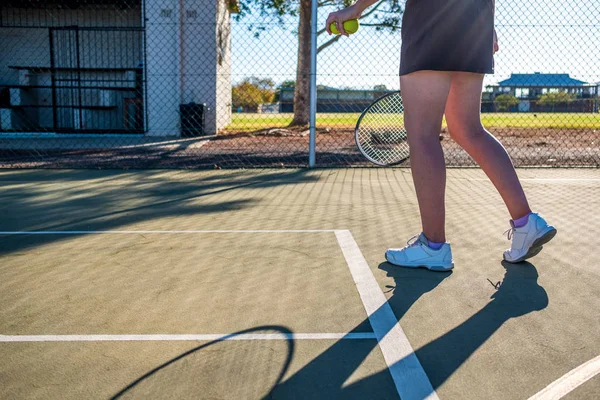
[[503, 213, 557, 263], [385, 233, 454, 271]]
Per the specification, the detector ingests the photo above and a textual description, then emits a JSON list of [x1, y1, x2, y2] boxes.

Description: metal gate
[[49, 27, 145, 133]]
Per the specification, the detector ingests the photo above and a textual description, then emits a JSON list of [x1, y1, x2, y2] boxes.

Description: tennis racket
[[355, 91, 410, 166]]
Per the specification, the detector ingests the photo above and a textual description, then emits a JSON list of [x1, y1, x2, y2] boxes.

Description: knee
[[408, 129, 442, 148], [447, 121, 486, 146]]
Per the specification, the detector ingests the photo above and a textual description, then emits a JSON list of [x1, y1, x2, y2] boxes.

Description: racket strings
[[355, 92, 410, 166]]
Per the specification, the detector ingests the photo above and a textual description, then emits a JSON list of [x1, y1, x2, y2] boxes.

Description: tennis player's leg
[[445, 72, 530, 219], [385, 71, 454, 271], [444, 72, 556, 262], [401, 70, 452, 243]]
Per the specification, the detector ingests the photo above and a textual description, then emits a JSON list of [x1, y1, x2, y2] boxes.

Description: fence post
[[308, 0, 318, 167]]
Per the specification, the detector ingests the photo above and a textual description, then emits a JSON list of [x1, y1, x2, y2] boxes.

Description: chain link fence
[[0, 0, 598, 168]]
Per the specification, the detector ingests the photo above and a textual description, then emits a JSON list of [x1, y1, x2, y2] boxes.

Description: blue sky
[[231, 0, 600, 90]]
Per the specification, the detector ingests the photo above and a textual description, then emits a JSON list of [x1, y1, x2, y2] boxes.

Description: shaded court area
[[1, 168, 599, 399]]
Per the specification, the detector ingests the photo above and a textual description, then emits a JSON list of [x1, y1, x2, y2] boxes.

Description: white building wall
[[146, 0, 232, 136], [145, 0, 180, 136]]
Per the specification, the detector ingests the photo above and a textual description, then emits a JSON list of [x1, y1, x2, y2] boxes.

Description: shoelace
[[504, 227, 515, 240], [405, 234, 421, 248]]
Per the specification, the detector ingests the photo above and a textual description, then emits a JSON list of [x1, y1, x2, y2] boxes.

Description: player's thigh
[[400, 70, 452, 137], [445, 72, 486, 134]]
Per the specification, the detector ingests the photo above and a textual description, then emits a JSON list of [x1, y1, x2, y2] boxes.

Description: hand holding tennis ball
[[330, 19, 360, 35], [326, 4, 362, 36]]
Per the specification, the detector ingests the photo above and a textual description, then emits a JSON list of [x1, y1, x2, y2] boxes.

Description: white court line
[[0, 332, 375, 342], [0, 229, 368, 345], [521, 178, 600, 182], [0, 229, 337, 235], [335, 230, 439, 400], [528, 354, 600, 400], [460, 178, 600, 182]]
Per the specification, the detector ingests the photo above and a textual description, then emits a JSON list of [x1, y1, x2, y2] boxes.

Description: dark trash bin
[[180, 103, 207, 137]]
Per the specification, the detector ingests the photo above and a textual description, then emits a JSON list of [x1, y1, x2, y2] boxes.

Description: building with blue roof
[[498, 73, 588, 88], [485, 73, 598, 112]]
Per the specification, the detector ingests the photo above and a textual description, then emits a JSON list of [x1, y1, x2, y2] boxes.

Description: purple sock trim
[[427, 240, 445, 250], [512, 212, 532, 228]]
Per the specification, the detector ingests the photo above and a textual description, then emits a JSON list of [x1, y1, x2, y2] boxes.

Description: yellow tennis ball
[[330, 19, 359, 35]]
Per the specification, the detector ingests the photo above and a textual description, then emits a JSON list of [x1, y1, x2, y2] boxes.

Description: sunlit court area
[[1, 1, 599, 400]]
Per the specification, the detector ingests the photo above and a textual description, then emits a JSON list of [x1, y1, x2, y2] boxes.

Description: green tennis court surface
[[1, 169, 599, 399]]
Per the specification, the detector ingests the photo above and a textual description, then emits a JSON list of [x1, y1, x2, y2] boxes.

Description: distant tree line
[[232, 79, 391, 112]]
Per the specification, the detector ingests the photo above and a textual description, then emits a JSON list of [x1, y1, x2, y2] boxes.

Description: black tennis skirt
[[400, 0, 495, 76]]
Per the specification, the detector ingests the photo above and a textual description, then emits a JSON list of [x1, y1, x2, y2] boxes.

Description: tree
[[373, 84, 388, 91], [232, 77, 276, 111], [237, 1, 404, 126], [279, 80, 296, 89], [494, 94, 519, 112], [537, 91, 574, 111]]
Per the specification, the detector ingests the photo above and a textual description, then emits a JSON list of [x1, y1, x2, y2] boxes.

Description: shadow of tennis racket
[[111, 326, 295, 399]]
